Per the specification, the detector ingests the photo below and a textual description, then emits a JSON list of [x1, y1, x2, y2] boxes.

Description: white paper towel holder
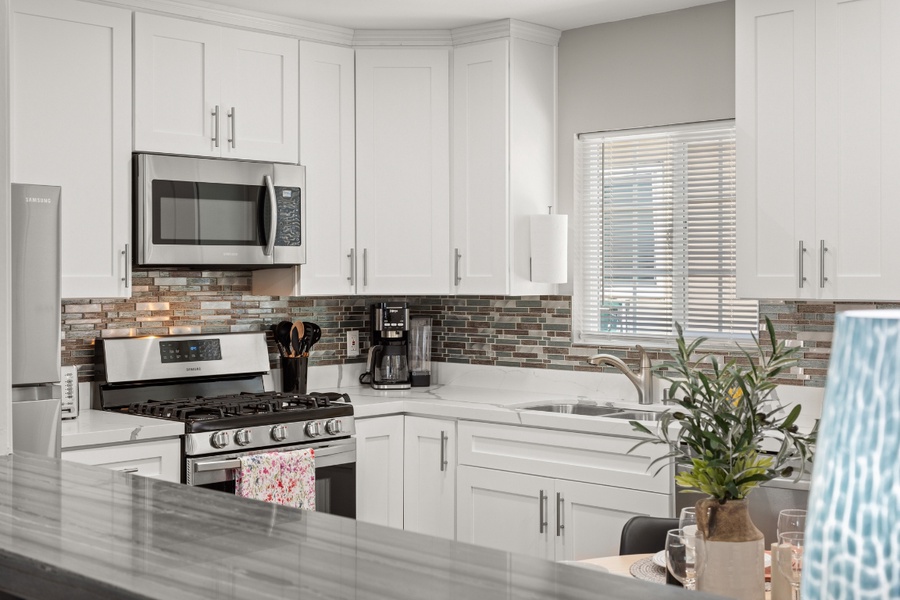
[[529, 206, 568, 284]]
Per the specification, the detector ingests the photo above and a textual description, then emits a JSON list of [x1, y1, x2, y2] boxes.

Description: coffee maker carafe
[[360, 302, 411, 389]]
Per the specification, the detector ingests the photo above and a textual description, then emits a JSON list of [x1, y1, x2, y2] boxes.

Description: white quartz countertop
[[61, 409, 184, 449], [329, 384, 662, 437]]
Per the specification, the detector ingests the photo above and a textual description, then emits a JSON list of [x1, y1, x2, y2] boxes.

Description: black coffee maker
[[360, 302, 411, 390]]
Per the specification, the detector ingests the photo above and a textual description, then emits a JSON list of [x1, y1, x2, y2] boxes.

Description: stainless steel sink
[[604, 410, 664, 422], [521, 403, 625, 417], [520, 403, 664, 421]]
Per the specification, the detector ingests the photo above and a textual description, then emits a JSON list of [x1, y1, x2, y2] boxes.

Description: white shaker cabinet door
[[298, 41, 357, 295], [403, 417, 456, 540], [456, 465, 554, 560], [451, 40, 510, 294], [554, 479, 670, 562], [355, 48, 450, 295], [735, 0, 817, 299], [221, 29, 298, 164], [815, 0, 900, 300], [134, 13, 223, 158], [10, 0, 132, 299], [355, 416, 405, 528]]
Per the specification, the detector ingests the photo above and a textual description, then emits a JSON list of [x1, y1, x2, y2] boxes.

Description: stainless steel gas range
[[94, 332, 356, 518]]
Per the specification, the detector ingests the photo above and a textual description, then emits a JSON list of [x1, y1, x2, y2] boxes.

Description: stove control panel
[[184, 417, 356, 457], [159, 339, 222, 363]]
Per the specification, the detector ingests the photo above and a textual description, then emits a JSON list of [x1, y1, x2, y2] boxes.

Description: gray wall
[[557, 1, 735, 291]]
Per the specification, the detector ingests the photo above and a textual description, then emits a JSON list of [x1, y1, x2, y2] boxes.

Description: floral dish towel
[[235, 448, 315, 510]]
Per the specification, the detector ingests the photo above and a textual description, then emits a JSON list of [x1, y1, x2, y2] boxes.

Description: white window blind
[[574, 121, 758, 345]]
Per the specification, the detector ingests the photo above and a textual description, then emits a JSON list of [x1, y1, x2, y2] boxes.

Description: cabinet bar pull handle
[[347, 249, 356, 286], [556, 492, 564, 536], [363, 249, 368, 287], [440, 431, 448, 472], [119, 468, 139, 474], [798, 241, 808, 288], [228, 107, 236, 148], [539, 490, 547, 534], [454, 248, 462, 286], [820, 240, 829, 288], [211, 105, 220, 147], [121, 244, 130, 288]]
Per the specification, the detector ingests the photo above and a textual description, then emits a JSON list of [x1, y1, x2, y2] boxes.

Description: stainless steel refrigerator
[[10, 183, 62, 458]]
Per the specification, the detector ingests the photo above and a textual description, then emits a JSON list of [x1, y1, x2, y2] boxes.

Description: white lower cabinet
[[457, 466, 554, 559], [62, 438, 181, 483], [403, 417, 456, 540], [355, 416, 405, 528], [456, 466, 668, 560], [456, 421, 671, 560]]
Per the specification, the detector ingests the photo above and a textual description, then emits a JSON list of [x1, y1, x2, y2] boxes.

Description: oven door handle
[[193, 443, 355, 473]]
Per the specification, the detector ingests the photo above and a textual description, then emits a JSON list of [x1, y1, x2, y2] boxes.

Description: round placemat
[[629, 556, 666, 583]]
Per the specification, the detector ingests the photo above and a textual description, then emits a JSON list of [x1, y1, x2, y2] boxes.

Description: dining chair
[[618, 515, 679, 554], [620, 516, 682, 586]]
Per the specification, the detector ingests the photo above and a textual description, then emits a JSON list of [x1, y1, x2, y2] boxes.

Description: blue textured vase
[[804, 310, 900, 598]]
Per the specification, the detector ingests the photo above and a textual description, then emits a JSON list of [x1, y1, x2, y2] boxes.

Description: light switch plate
[[347, 330, 359, 357]]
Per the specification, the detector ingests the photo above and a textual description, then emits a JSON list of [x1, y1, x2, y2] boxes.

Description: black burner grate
[[127, 391, 352, 423]]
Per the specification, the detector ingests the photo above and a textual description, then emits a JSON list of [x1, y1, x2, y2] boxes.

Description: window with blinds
[[573, 121, 758, 345]]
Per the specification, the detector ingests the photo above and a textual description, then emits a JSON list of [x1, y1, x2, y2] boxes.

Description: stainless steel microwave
[[134, 153, 306, 268]]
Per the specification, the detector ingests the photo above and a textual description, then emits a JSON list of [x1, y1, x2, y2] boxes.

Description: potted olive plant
[[630, 318, 817, 600]]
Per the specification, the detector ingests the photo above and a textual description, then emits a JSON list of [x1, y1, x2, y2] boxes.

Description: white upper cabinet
[[134, 13, 298, 164], [814, 0, 900, 300], [355, 47, 450, 295], [451, 40, 510, 294], [10, 0, 132, 299], [451, 35, 558, 295], [736, 0, 816, 299], [737, 0, 900, 300], [298, 41, 357, 295]]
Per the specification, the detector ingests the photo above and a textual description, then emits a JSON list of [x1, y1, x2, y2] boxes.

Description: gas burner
[[124, 390, 353, 432]]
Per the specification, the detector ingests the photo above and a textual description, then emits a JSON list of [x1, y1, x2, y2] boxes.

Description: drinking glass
[[778, 532, 804, 600], [679, 507, 697, 530], [666, 528, 697, 590], [777, 509, 807, 538]]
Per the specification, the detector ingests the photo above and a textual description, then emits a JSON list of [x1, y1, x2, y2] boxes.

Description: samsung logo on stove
[[25, 197, 52, 204], [185, 367, 202, 372]]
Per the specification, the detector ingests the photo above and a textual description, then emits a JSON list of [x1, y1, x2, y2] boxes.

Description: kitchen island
[[0, 453, 715, 600]]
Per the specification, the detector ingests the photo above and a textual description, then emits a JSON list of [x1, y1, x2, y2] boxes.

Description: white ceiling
[[190, 0, 723, 32]]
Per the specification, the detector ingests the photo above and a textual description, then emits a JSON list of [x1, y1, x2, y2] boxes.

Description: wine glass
[[666, 528, 698, 590], [777, 509, 807, 538], [679, 506, 697, 530], [778, 531, 804, 600]]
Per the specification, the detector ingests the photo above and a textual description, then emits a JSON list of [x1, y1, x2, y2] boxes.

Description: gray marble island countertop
[[0, 454, 716, 600]]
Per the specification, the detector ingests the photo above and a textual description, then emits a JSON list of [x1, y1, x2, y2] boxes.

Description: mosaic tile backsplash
[[61, 269, 878, 386]]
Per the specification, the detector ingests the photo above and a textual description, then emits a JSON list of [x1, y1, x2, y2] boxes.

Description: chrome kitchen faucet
[[587, 345, 654, 405]]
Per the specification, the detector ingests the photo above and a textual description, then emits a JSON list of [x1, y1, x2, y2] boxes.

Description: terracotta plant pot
[[695, 498, 766, 600]]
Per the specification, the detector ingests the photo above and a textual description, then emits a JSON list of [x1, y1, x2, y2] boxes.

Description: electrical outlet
[[347, 330, 359, 357]]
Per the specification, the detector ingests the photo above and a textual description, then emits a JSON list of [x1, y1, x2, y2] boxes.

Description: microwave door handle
[[264, 174, 277, 257]]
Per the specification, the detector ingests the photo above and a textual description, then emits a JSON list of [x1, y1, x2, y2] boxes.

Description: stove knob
[[305, 421, 322, 438], [210, 431, 230, 449], [234, 429, 253, 446], [271, 424, 288, 442], [325, 419, 342, 435]]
